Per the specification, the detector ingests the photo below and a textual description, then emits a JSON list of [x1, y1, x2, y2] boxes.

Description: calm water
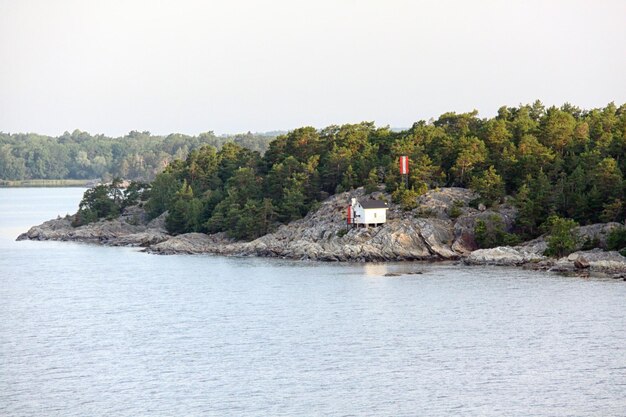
[[1, 188, 625, 416]]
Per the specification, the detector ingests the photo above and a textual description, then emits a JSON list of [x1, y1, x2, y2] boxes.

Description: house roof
[[358, 199, 388, 209]]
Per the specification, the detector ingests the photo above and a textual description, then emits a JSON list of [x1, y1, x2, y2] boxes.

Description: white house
[[350, 198, 388, 227]]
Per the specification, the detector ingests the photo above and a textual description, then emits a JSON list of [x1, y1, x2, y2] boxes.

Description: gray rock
[[416, 187, 478, 219], [574, 257, 590, 269], [466, 246, 546, 266], [25, 187, 623, 273], [518, 222, 622, 255], [17, 207, 169, 247], [551, 249, 626, 274]]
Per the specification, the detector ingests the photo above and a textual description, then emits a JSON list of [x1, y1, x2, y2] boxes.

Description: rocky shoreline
[[17, 187, 626, 278]]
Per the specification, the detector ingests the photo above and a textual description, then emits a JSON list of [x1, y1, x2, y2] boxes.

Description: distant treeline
[[73, 101, 626, 245], [0, 130, 275, 182]]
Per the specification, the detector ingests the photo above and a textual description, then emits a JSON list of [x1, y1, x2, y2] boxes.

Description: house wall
[[353, 204, 365, 223], [362, 208, 386, 224], [353, 204, 386, 224]]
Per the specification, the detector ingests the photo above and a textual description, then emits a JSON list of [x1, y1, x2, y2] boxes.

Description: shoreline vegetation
[[12, 101, 626, 276], [17, 186, 626, 279], [0, 130, 275, 183], [0, 179, 95, 187]]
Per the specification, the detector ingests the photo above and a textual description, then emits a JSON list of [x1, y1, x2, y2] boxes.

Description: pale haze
[[1, 0, 625, 136]]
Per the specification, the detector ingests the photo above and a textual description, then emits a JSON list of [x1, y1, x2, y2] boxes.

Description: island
[[15, 102, 626, 278]]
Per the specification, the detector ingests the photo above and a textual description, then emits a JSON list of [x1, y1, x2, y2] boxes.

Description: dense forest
[[72, 101, 626, 247], [0, 130, 275, 181]]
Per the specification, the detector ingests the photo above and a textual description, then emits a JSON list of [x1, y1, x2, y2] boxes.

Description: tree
[[539, 107, 576, 153], [453, 136, 487, 185], [280, 174, 307, 221], [470, 166, 505, 207], [365, 168, 380, 193], [543, 215, 579, 257], [123, 181, 151, 208], [165, 181, 203, 235], [72, 183, 121, 226], [145, 172, 180, 219], [392, 182, 423, 211]]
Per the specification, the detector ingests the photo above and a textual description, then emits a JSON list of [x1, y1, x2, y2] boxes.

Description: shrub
[[474, 215, 520, 248], [448, 200, 465, 219], [607, 226, 626, 251], [543, 215, 579, 258], [392, 183, 425, 211], [581, 236, 601, 251]]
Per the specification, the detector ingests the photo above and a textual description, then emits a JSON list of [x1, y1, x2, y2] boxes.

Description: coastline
[[17, 188, 626, 279], [0, 179, 96, 188]]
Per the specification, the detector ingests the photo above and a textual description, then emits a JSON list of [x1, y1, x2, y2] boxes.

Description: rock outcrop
[[147, 187, 495, 261], [465, 246, 547, 266], [549, 249, 626, 275], [17, 207, 169, 247], [16, 187, 626, 275]]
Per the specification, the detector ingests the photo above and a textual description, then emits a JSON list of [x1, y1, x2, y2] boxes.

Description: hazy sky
[[1, 0, 625, 136]]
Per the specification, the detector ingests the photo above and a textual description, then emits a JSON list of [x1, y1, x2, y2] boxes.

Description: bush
[[543, 215, 579, 258], [581, 236, 601, 250], [72, 183, 121, 227], [392, 183, 425, 211], [448, 200, 465, 219], [474, 215, 520, 248], [607, 226, 626, 251]]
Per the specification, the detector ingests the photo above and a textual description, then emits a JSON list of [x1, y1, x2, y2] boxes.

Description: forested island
[[17, 101, 626, 272], [0, 130, 275, 183]]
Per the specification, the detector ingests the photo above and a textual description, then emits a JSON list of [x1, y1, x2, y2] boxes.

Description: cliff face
[[214, 187, 503, 261]]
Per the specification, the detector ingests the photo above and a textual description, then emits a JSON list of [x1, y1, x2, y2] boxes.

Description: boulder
[[551, 249, 626, 274], [574, 256, 590, 269]]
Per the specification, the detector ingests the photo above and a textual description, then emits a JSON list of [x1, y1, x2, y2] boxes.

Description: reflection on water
[[362, 263, 389, 276], [1, 188, 626, 416]]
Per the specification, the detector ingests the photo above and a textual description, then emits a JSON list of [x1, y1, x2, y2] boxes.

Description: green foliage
[[470, 166, 505, 207], [72, 184, 119, 226], [448, 200, 465, 219], [18, 101, 625, 241], [474, 215, 520, 249], [607, 226, 626, 251], [364, 168, 380, 193], [392, 183, 424, 211], [0, 130, 274, 182], [71, 180, 147, 226], [165, 181, 204, 235], [600, 199, 624, 223], [123, 181, 150, 208], [543, 215, 579, 257], [144, 172, 180, 219]]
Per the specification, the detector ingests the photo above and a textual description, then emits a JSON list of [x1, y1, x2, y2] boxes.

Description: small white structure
[[350, 198, 388, 227]]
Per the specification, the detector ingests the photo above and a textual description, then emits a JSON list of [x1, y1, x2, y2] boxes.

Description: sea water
[[1, 188, 625, 416]]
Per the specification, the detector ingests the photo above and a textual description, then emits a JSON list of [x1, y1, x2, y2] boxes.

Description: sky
[[1, 0, 625, 137]]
